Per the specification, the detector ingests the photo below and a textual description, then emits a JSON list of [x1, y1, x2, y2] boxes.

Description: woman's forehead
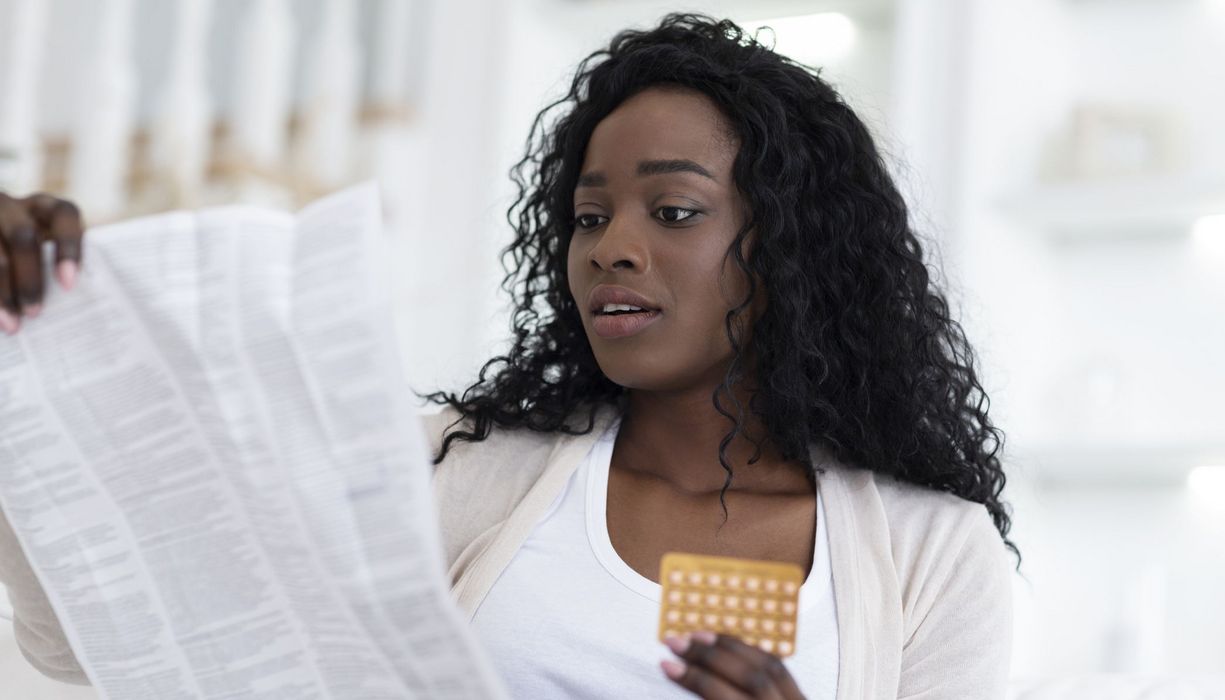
[[581, 87, 738, 178]]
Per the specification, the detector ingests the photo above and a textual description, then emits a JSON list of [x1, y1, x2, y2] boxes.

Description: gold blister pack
[[658, 552, 802, 658]]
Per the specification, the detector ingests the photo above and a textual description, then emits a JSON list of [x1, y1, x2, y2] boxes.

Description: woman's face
[[567, 86, 761, 392]]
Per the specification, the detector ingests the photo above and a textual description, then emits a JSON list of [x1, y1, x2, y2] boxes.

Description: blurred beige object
[[5, 0, 425, 219], [1040, 103, 1187, 182]]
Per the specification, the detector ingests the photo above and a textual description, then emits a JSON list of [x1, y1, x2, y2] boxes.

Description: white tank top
[[471, 417, 839, 698]]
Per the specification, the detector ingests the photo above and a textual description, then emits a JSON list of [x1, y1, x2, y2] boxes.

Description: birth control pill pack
[[658, 552, 802, 658]]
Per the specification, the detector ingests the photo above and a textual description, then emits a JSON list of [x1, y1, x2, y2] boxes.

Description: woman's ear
[[739, 225, 767, 320]]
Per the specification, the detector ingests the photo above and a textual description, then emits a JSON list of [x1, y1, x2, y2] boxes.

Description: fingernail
[[692, 630, 717, 645], [0, 310, 19, 335], [663, 634, 691, 655], [57, 260, 78, 291], [660, 659, 686, 681], [24, 303, 42, 319]]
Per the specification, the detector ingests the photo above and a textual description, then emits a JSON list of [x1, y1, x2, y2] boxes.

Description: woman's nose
[[588, 216, 646, 271]]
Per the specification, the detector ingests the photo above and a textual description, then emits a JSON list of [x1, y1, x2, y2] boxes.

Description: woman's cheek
[[565, 243, 587, 301]]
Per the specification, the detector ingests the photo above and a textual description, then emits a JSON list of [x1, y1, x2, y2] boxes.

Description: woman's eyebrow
[[576, 159, 717, 189], [638, 158, 717, 180]]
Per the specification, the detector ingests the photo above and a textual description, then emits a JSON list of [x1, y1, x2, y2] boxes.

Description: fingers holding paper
[[0, 191, 85, 332]]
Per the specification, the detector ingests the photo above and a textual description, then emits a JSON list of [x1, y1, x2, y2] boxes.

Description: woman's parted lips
[[588, 284, 662, 314]]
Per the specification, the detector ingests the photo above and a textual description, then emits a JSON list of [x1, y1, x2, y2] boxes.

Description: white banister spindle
[[293, 0, 361, 189], [230, 0, 295, 170], [358, 0, 420, 233], [147, 0, 214, 205], [0, 0, 48, 192], [66, 0, 136, 220], [367, 0, 415, 110]]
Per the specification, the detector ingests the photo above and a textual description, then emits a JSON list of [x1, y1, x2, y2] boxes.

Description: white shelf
[[1008, 441, 1225, 488], [996, 178, 1225, 241]]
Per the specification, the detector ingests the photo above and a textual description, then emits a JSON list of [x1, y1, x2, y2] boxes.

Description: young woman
[[0, 13, 1018, 700]]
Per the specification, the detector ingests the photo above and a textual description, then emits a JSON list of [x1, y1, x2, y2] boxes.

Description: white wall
[[949, 0, 1225, 680], [1008, 479, 1225, 676], [388, 0, 513, 399]]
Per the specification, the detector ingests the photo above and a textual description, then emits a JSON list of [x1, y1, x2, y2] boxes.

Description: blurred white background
[[1, 0, 1223, 698]]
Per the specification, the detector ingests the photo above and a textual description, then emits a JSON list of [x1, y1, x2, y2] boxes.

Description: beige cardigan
[[2, 402, 1013, 698]]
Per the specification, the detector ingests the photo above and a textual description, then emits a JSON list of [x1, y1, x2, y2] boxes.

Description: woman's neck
[[615, 383, 810, 495]]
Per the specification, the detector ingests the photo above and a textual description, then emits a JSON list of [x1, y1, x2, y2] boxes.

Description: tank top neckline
[[584, 416, 827, 614]]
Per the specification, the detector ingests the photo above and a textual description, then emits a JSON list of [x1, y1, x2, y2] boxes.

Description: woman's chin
[[594, 359, 711, 395], [594, 360, 669, 393]]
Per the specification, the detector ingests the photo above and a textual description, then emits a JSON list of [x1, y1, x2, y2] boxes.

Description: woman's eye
[[656, 206, 699, 224], [574, 213, 606, 230]]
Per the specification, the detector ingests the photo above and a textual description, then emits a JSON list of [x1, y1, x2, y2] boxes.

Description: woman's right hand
[[0, 191, 85, 334]]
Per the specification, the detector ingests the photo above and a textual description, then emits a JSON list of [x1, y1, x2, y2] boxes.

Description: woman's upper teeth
[[601, 303, 645, 313]]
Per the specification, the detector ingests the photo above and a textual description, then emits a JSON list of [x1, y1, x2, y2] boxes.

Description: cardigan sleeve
[[896, 504, 1014, 699], [0, 511, 89, 684]]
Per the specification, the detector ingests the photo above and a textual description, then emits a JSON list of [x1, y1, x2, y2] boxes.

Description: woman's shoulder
[[416, 402, 618, 508], [417, 405, 561, 500], [417, 402, 615, 466], [417, 402, 619, 574], [823, 462, 1011, 656], [821, 460, 1005, 574], [826, 458, 992, 528], [419, 404, 467, 457], [875, 470, 993, 533]]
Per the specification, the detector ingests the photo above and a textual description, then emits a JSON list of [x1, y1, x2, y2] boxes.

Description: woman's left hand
[[662, 631, 807, 699]]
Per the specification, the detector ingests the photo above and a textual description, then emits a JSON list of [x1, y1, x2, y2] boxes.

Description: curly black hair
[[419, 13, 1019, 567]]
